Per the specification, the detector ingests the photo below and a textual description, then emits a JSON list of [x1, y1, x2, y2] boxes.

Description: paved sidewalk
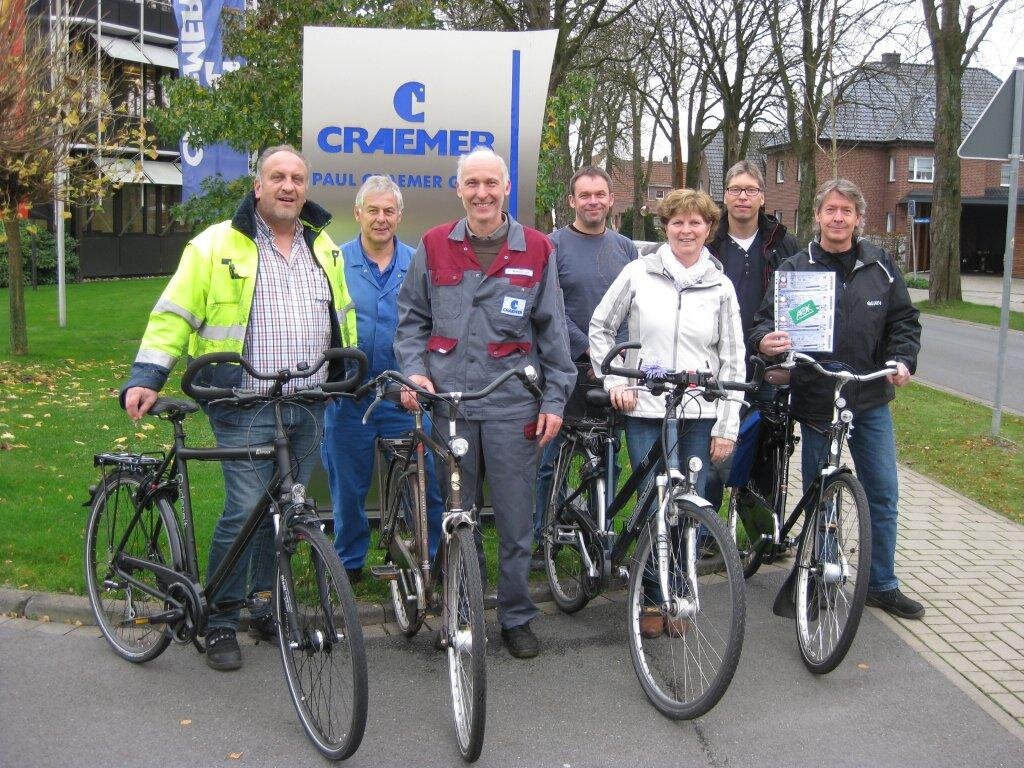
[[893, 464, 1024, 725], [908, 273, 1024, 312]]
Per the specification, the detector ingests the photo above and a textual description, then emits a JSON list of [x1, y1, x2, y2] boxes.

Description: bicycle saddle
[[150, 398, 200, 418]]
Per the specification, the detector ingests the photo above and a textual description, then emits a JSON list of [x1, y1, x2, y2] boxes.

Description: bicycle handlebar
[[354, 365, 543, 406], [777, 351, 898, 383], [180, 347, 368, 402], [598, 341, 764, 395]]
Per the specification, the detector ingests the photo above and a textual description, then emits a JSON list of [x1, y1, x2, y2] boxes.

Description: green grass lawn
[[915, 300, 1024, 332], [891, 383, 1023, 524], [1, 279, 1021, 598]]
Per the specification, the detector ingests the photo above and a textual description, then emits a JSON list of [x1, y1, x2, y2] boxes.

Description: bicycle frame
[[109, 399, 311, 632]]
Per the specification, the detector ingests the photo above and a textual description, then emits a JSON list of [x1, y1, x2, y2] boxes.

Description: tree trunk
[[4, 216, 28, 355], [631, 95, 645, 240], [796, 124, 817, 240], [670, 99, 685, 187], [928, 26, 965, 303]]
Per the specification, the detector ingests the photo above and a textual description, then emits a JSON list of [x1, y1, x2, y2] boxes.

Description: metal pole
[[991, 57, 1024, 437], [51, 0, 67, 327]]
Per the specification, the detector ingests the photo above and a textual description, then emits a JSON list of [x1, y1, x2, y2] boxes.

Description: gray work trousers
[[435, 416, 540, 629]]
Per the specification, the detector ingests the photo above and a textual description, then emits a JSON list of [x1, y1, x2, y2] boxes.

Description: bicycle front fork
[[654, 469, 700, 621]]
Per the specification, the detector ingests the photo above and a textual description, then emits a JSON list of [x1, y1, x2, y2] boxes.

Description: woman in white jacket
[[590, 187, 745, 473], [590, 188, 744, 636]]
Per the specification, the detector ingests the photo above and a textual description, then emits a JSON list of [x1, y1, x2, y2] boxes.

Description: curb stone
[[0, 581, 556, 631]]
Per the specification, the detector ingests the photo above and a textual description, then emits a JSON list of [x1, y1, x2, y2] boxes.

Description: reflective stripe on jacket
[[124, 192, 357, 397]]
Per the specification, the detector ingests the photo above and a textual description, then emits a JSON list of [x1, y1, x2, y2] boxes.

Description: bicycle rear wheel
[[275, 520, 367, 760], [794, 472, 871, 674], [84, 470, 182, 663], [444, 525, 486, 762], [626, 498, 745, 719], [542, 443, 598, 614], [383, 469, 425, 637]]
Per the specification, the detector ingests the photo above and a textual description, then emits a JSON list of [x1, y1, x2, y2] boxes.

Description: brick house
[[762, 53, 1024, 277], [604, 158, 678, 230]]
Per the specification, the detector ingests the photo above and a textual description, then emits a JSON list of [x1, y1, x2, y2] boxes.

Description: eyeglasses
[[725, 186, 762, 197]]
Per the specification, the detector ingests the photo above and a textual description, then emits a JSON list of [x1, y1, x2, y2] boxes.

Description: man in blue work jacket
[[321, 175, 443, 582]]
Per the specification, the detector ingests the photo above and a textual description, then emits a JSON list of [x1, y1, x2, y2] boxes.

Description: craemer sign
[[302, 27, 557, 244]]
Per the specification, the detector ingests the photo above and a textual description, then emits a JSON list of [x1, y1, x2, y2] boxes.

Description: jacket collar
[[808, 237, 889, 276], [448, 213, 527, 251], [709, 210, 788, 253], [231, 190, 332, 241], [640, 246, 724, 287]]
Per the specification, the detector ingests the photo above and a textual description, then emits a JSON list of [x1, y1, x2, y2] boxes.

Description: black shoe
[[346, 568, 363, 585], [501, 622, 540, 659], [247, 612, 278, 643], [866, 588, 925, 620], [205, 628, 242, 671]]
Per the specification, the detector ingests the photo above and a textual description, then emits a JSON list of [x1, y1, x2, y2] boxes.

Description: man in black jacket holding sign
[[750, 178, 924, 620]]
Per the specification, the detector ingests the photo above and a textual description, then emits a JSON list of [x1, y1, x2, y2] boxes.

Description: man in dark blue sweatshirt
[[533, 166, 638, 564]]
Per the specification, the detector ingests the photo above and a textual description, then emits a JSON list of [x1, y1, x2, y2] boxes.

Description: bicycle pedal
[[554, 525, 578, 546], [370, 564, 401, 581]]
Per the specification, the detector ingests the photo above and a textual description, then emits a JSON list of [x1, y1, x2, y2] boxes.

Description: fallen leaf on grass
[[180, 719, 192, 726], [227, 752, 243, 760]]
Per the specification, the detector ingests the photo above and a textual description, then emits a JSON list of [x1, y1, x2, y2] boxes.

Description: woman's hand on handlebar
[[887, 360, 912, 387], [609, 385, 637, 413], [710, 437, 735, 464], [401, 374, 435, 411], [124, 386, 159, 420]]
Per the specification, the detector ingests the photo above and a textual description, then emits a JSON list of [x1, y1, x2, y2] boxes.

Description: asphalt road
[[916, 314, 1024, 415], [3, 572, 1022, 768]]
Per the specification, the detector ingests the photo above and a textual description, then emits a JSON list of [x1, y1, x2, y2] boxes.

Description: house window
[[796, 162, 803, 182], [793, 210, 799, 231], [886, 212, 894, 232], [647, 186, 668, 199], [776, 158, 785, 183], [888, 156, 896, 182], [774, 210, 783, 220], [908, 156, 934, 183], [1002, 163, 1015, 187]]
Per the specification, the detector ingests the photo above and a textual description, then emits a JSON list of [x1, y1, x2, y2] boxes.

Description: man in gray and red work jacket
[[395, 147, 575, 659]]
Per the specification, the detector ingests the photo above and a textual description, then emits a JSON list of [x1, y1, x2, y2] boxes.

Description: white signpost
[[959, 57, 1024, 437]]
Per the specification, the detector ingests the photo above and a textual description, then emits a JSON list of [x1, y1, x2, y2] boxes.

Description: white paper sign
[[774, 271, 836, 353]]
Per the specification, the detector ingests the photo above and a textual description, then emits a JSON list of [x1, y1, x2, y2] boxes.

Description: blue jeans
[[624, 417, 715, 502], [800, 404, 900, 592], [322, 396, 443, 571], [205, 401, 325, 631]]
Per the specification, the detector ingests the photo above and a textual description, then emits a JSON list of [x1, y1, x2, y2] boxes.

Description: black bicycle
[[353, 365, 541, 762], [541, 341, 759, 719], [725, 351, 897, 673], [84, 348, 369, 760]]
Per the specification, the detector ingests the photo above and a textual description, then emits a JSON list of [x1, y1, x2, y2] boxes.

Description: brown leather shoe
[[665, 616, 690, 638], [639, 608, 665, 639]]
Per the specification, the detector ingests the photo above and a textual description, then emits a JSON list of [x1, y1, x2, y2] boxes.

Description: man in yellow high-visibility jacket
[[121, 145, 357, 671]]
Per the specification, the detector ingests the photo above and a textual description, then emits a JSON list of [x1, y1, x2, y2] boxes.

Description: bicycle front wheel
[[444, 525, 486, 762], [626, 498, 745, 719], [84, 470, 182, 663], [794, 472, 871, 674], [275, 521, 368, 760], [542, 443, 597, 613]]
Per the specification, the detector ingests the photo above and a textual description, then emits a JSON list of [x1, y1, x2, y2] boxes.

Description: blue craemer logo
[[317, 82, 495, 156], [393, 81, 425, 123]]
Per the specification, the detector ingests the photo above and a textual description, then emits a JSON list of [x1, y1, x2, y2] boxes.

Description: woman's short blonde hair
[[658, 188, 720, 232]]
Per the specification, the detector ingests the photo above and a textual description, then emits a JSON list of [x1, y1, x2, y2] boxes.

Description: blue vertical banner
[[173, 0, 250, 201]]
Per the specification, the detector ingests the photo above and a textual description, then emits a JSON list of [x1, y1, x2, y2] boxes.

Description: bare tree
[[681, 0, 779, 186], [1, 3, 148, 354], [765, 0, 909, 237], [921, 0, 1010, 302]]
